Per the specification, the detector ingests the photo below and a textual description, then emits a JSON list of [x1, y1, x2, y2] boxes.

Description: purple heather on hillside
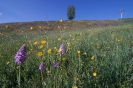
[[14, 44, 27, 65]]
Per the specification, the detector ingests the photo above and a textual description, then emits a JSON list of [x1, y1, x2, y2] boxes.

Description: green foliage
[[6, 25, 9, 28], [0, 24, 133, 88], [67, 5, 75, 20]]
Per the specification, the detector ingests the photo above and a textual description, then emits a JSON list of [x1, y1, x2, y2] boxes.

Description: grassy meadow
[[0, 20, 133, 88]]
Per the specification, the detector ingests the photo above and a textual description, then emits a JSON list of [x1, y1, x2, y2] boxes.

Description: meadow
[[0, 20, 133, 88]]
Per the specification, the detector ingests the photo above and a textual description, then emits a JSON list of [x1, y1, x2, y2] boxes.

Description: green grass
[[0, 23, 133, 88]]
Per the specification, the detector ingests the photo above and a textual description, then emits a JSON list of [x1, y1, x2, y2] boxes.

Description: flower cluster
[[39, 62, 45, 71], [58, 43, 65, 54], [14, 44, 27, 65]]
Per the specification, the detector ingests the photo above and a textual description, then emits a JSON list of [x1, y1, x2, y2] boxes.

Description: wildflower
[[43, 81, 46, 86], [62, 57, 66, 61], [63, 69, 66, 73], [6, 25, 9, 28], [59, 19, 62, 22], [53, 60, 59, 68], [90, 42, 93, 45], [83, 52, 87, 55], [77, 50, 80, 54], [38, 26, 42, 29], [64, 26, 66, 29], [93, 72, 97, 77], [54, 47, 58, 53], [30, 49, 33, 51], [96, 44, 100, 49], [111, 34, 115, 37], [91, 56, 95, 60], [6, 61, 10, 65], [41, 40, 46, 45], [37, 52, 43, 57], [39, 45, 44, 49], [46, 70, 50, 74], [34, 42, 38, 45], [14, 44, 27, 65], [58, 38, 61, 41], [30, 27, 33, 30], [67, 42, 71, 47], [16, 66, 20, 69], [116, 38, 121, 42], [39, 62, 45, 71], [47, 49, 52, 53], [72, 85, 78, 88], [74, 77, 79, 81], [58, 43, 65, 54]]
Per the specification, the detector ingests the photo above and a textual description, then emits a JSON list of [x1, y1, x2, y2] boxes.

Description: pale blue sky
[[0, 0, 133, 23]]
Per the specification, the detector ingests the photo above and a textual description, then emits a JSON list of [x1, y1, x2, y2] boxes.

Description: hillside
[[0, 18, 133, 33]]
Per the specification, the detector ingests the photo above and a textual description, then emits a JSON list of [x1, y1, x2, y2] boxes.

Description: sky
[[0, 0, 133, 23]]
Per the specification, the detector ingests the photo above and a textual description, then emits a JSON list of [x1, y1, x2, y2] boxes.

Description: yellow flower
[[58, 26, 60, 28], [96, 44, 100, 49], [46, 68, 49, 71], [16, 66, 20, 69], [60, 19, 62, 22], [67, 42, 71, 47], [111, 34, 115, 37], [39, 45, 44, 49], [91, 56, 95, 60], [74, 77, 79, 81], [47, 70, 50, 74], [90, 42, 93, 45], [64, 26, 66, 29], [77, 50, 80, 54], [37, 52, 43, 57], [72, 85, 78, 88], [83, 52, 87, 55], [63, 69, 66, 73], [38, 26, 42, 29], [118, 39, 121, 42], [30, 49, 33, 51], [58, 38, 61, 41], [54, 47, 58, 53], [93, 72, 97, 77], [47, 49, 52, 53], [41, 40, 46, 45], [6, 61, 10, 65], [116, 38, 121, 42], [62, 57, 66, 61], [34, 42, 38, 45], [30, 27, 34, 30]]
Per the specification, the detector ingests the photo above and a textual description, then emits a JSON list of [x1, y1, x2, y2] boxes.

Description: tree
[[67, 5, 75, 20]]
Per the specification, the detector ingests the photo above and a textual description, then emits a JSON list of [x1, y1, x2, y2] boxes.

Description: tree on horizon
[[67, 5, 75, 20]]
